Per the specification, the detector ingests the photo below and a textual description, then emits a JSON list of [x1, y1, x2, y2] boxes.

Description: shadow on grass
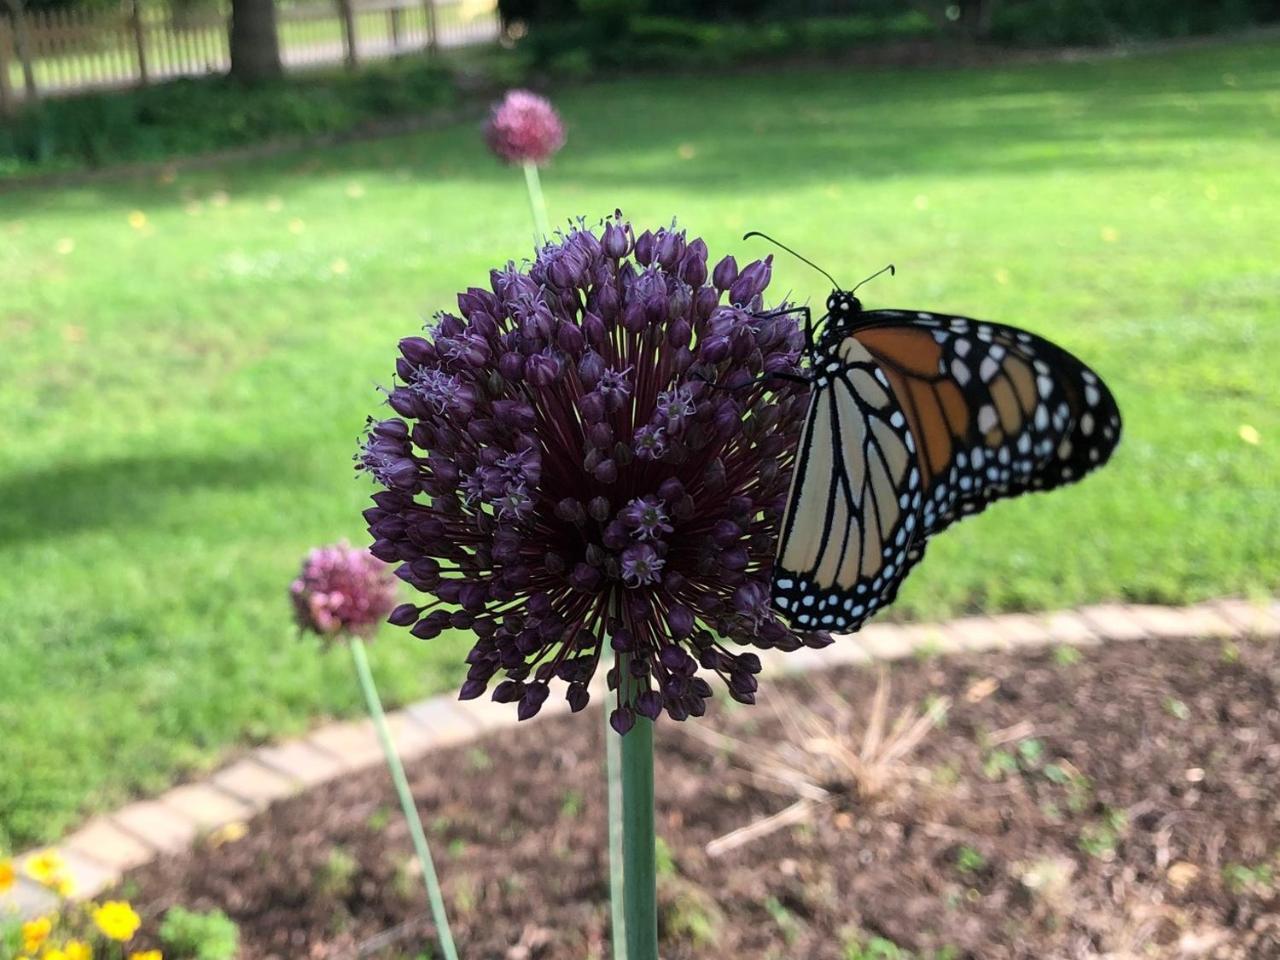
[[0, 450, 283, 545]]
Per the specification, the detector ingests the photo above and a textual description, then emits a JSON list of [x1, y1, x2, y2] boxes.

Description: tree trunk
[[229, 0, 281, 83], [2, 0, 38, 103]]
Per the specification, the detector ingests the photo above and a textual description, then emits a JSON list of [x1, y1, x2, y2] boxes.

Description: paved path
[[2, 598, 1277, 919]]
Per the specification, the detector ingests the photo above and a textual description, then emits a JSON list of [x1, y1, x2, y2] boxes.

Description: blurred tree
[[229, 0, 282, 82]]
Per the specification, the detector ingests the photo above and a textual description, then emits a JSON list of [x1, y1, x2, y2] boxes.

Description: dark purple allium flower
[[358, 211, 828, 729], [291, 541, 399, 640], [484, 90, 566, 167]]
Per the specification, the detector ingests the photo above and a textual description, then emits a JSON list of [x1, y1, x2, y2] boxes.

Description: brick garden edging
[[3, 598, 1277, 919]]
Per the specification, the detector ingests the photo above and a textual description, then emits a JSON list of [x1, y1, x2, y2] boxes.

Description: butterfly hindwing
[[772, 337, 924, 632]]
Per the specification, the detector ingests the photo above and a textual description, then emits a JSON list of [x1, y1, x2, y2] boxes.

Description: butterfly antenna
[[851, 263, 895, 293], [743, 231, 841, 290]]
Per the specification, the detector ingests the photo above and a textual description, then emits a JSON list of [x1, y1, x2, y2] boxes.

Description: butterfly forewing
[[771, 309, 1121, 633]]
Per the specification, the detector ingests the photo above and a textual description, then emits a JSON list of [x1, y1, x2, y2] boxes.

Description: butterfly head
[[826, 290, 863, 319], [816, 290, 864, 350]]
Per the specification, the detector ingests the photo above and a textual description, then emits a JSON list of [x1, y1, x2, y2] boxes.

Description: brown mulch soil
[[118, 634, 1280, 960]]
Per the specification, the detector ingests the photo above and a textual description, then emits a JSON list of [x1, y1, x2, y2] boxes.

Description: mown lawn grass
[[1, 39, 1277, 849]]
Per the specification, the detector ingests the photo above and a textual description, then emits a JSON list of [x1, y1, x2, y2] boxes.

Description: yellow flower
[[24, 850, 67, 887], [0, 857, 15, 892], [64, 940, 93, 960], [21, 916, 53, 953], [128, 952, 162, 960], [92, 901, 141, 942], [1239, 424, 1261, 446], [42, 949, 68, 960]]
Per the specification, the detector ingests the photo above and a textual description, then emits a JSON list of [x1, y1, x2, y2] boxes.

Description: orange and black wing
[[853, 310, 1121, 540], [771, 310, 1121, 634]]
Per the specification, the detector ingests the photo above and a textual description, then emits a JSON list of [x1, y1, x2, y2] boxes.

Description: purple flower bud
[[695, 285, 720, 320], [704, 458, 727, 491], [580, 391, 606, 423], [712, 255, 738, 291], [622, 299, 648, 333], [656, 230, 684, 270], [388, 603, 421, 626], [700, 336, 731, 364], [712, 519, 742, 546], [499, 351, 525, 380], [557, 321, 586, 356], [459, 678, 488, 700], [587, 422, 614, 449], [634, 230, 656, 266], [610, 707, 636, 735], [664, 607, 693, 639], [593, 459, 618, 484], [556, 497, 586, 525], [602, 215, 630, 259], [567, 683, 590, 712], [526, 351, 563, 387], [399, 337, 435, 366], [583, 310, 608, 346], [729, 256, 772, 305], [518, 683, 549, 720], [570, 563, 602, 592], [667, 318, 692, 349], [635, 690, 663, 720], [579, 350, 606, 387], [680, 239, 709, 287]]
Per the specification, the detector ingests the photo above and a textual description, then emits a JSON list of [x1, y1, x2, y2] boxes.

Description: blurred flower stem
[[606, 646, 628, 960], [349, 637, 459, 960], [620, 652, 658, 960], [522, 161, 550, 240]]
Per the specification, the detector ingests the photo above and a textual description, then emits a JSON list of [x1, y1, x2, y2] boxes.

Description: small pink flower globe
[[484, 90, 566, 167], [290, 541, 398, 640]]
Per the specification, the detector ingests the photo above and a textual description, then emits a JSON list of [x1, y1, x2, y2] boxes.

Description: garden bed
[[116, 633, 1280, 959]]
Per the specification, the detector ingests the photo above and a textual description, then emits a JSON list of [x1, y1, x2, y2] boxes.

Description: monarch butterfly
[[742, 234, 1123, 633]]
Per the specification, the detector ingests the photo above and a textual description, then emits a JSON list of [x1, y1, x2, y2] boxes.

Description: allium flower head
[[359, 211, 827, 731], [484, 89, 566, 167], [290, 541, 398, 639]]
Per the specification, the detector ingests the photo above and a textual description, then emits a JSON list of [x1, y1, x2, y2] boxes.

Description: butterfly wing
[[771, 310, 1121, 634], [772, 336, 924, 631], [852, 310, 1122, 538]]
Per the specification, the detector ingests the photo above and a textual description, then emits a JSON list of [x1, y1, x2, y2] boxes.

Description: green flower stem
[[522, 161, 550, 241], [349, 636, 459, 960], [606, 646, 628, 960], [620, 654, 658, 960]]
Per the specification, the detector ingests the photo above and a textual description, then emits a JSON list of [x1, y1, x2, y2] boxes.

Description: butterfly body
[[770, 290, 1121, 633]]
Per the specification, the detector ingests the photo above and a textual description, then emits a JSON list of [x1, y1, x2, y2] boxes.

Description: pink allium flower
[[484, 90, 566, 167], [290, 541, 398, 639]]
